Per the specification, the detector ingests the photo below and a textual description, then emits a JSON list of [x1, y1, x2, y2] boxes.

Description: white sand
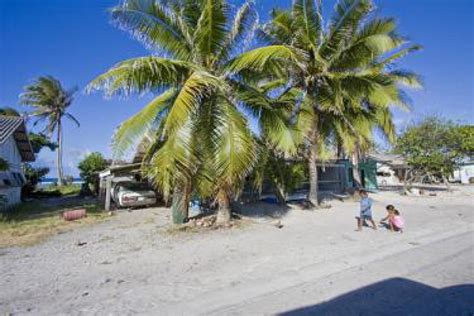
[[1, 186, 473, 315]]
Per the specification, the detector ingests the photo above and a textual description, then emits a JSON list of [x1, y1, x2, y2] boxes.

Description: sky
[[1, 0, 473, 177]]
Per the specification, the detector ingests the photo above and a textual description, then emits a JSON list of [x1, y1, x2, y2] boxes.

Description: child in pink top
[[390, 209, 404, 232], [380, 205, 404, 233]]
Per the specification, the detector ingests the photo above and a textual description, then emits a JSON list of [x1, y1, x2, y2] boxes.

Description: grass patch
[[0, 197, 108, 248], [30, 184, 82, 198]]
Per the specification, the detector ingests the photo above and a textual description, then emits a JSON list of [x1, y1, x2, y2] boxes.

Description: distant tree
[[77, 152, 108, 194], [20, 76, 79, 185], [394, 117, 473, 185]]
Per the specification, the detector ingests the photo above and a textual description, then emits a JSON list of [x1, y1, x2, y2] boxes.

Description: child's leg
[[356, 217, 362, 231], [389, 221, 394, 232], [369, 218, 377, 230]]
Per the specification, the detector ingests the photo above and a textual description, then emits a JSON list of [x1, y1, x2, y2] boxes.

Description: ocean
[[39, 177, 83, 187]]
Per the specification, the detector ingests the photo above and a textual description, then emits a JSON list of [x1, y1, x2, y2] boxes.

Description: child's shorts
[[357, 214, 373, 220]]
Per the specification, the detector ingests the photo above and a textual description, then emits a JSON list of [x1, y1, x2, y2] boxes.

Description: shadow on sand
[[233, 201, 292, 219], [279, 278, 474, 316]]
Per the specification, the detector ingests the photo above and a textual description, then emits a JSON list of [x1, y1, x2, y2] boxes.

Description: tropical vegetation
[[258, 0, 421, 204], [88, 0, 421, 224], [78, 152, 108, 194], [394, 116, 474, 184], [88, 0, 303, 224]]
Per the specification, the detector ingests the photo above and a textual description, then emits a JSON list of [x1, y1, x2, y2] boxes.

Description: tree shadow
[[279, 278, 474, 316], [233, 201, 292, 219]]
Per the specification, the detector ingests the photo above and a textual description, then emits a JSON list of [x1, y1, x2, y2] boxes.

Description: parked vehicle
[[112, 181, 157, 208]]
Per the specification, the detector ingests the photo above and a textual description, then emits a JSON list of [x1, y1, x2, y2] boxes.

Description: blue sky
[[1, 0, 473, 177]]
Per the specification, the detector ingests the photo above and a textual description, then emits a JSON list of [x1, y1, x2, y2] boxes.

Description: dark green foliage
[[0, 107, 21, 116], [0, 158, 9, 171], [22, 164, 50, 196], [28, 132, 57, 154], [77, 152, 108, 194]]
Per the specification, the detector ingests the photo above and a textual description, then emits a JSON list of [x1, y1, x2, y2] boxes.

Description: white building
[[0, 116, 35, 207], [368, 153, 408, 186], [452, 162, 474, 184]]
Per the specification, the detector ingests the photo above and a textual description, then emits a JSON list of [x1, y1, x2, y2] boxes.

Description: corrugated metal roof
[[367, 153, 406, 167], [0, 115, 35, 162], [0, 116, 24, 144]]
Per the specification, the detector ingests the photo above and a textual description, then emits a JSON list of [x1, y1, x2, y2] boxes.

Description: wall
[[0, 135, 24, 206], [459, 165, 474, 184]]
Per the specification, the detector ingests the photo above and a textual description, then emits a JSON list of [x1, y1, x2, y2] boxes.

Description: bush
[[63, 175, 74, 185], [22, 164, 50, 197], [78, 152, 108, 195], [0, 158, 9, 171]]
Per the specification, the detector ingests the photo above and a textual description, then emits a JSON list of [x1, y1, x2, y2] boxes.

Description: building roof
[[0, 115, 35, 162], [367, 153, 406, 167]]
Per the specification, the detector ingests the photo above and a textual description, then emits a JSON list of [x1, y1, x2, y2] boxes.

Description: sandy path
[[1, 187, 473, 315]]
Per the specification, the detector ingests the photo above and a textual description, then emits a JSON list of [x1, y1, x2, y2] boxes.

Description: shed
[[0, 115, 35, 207]]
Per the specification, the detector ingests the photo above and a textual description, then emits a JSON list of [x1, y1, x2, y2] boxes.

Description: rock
[[271, 220, 284, 229], [77, 241, 87, 247]]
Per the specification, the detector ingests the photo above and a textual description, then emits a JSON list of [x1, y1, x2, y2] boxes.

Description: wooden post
[[105, 177, 111, 212]]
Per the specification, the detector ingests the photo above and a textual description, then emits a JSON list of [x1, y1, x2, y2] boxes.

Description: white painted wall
[[459, 165, 474, 184], [0, 135, 24, 206], [376, 163, 401, 185]]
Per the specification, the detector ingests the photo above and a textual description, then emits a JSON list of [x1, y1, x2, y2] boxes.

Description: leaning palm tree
[[88, 0, 300, 224], [259, 0, 421, 205], [20, 76, 79, 185]]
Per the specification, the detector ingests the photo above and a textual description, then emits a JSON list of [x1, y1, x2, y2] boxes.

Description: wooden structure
[[98, 163, 142, 211], [0, 116, 35, 207]]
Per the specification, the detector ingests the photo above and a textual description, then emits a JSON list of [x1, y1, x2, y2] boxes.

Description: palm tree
[[259, 0, 421, 205], [332, 102, 398, 187], [20, 76, 79, 185], [88, 0, 300, 224]]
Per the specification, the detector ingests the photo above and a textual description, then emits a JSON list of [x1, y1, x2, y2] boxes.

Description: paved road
[[203, 230, 474, 315]]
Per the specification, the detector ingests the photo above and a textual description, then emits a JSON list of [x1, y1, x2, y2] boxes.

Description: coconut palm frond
[[87, 57, 194, 96], [163, 71, 222, 135], [112, 89, 176, 158], [110, 0, 192, 58]]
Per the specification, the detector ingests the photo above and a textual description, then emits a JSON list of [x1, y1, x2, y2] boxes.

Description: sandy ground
[[1, 186, 473, 315]]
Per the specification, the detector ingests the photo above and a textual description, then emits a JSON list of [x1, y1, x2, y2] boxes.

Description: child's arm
[[380, 215, 389, 223]]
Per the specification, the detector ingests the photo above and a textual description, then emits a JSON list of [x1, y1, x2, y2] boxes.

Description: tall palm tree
[[88, 0, 300, 224], [20, 76, 79, 185], [259, 0, 421, 205]]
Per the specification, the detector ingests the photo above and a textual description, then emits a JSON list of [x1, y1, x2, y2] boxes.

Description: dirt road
[[1, 188, 473, 315]]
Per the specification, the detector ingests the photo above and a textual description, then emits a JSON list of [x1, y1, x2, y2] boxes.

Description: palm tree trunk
[[308, 140, 319, 207], [351, 150, 362, 189], [57, 120, 64, 186], [171, 182, 190, 225], [216, 187, 231, 225]]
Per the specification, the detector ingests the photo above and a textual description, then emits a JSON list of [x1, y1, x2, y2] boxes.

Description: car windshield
[[119, 182, 152, 191]]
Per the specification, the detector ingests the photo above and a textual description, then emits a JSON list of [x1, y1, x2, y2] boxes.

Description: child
[[356, 189, 377, 231], [380, 205, 404, 233]]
